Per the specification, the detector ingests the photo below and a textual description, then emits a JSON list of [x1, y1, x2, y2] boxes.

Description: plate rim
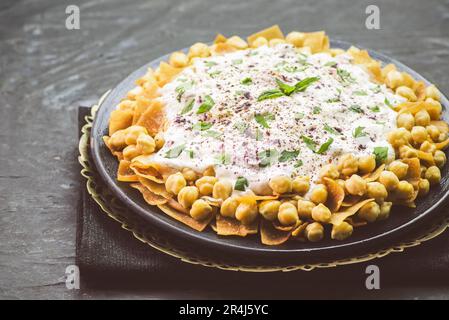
[[90, 39, 449, 257]]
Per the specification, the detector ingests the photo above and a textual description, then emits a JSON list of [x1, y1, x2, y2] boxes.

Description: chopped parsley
[[180, 99, 194, 115], [196, 95, 215, 114], [301, 135, 317, 152], [337, 68, 355, 84], [241, 77, 253, 85], [353, 90, 367, 96], [192, 121, 213, 131], [324, 124, 340, 135], [234, 122, 248, 134], [384, 97, 394, 109], [258, 149, 279, 167], [294, 159, 304, 168], [316, 138, 334, 154], [232, 59, 243, 65], [349, 104, 363, 113], [324, 61, 337, 67], [208, 70, 221, 78], [278, 150, 300, 162], [164, 144, 185, 158], [370, 105, 380, 112], [373, 146, 389, 165], [254, 112, 274, 128], [234, 176, 249, 191], [214, 153, 231, 165], [353, 126, 367, 138], [301, 136, 333, 154], [258, 77, 320, 101], [201, 130, 222, 139], [294, 112, 305, 120], [313, 106, 322, 114], [205, 61, 217, 67]]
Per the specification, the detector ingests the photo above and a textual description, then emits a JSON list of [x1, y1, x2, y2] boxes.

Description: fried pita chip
[[130, 163, 164, 183], [323, 177, 345, 212], [416, 150, 435, 165], [272, 220, 300, 232], [436, 137, 449, 150], [303, 31, 329, 53], [156, 61, 183, 86], [341, 195, 362, 207], [330, 198, 374, 226], [214, 33, 227, 44], [132, 95, 152, 124], [138, 177, 172, 199], [136, 99, 165, 136], [130, 183, 168, 205], [247, 25, 284, 46], [363, 164, 386, 182], [260, 219, 291, 245], [109, 109, 134, 135], [211, 43, 237, 55], [291, 222, 309, 237], [157, 203, 212, 232], [215, 214, 258, 236], [117, 160, 139, 182]]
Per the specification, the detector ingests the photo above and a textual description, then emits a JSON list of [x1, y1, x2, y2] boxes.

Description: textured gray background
[[1, 0, 449, 299]]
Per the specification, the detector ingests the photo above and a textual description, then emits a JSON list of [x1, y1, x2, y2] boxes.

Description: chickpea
[[269, 38, 286, 46], [438, 132, 448, 142], [319, 164, 340, 180], [415, 110, 431, 127], [358, 202, 380, 222], [396, 113, 415, 131], [411, 126, 428, 145], [305, 222, 324, 242], [136, 134, 156, 155], [426, 125, 440, 141], [123, 145, 141, 161], [387, 127, 411, 148], [169, 51, 189, 68], [292, 176, 310, 195], [434, 150, 447, 168], [344, 174, 367, 196], [388, 160, 409, 180], [338, 154, 358, 177], [310, 184, 328, 204], [396, 86, 417, 101], [220, 196, 239, 218], [297, 200, 316, 219], [399, 145, 418, 159], [278, 202, 299, 226], [190, 199, 213, 221], [251, 36, 268, 48], [420, 166, 428, 178], [425, 166, 441, 185], [188, 42, 210, 58], [195, 176, 218, 196], [420, 141, 436, 154], [203, 166, 216, 176], [125, 125, 148, 145], [358, 154, 376, 174], [366, 182, 388, 202], [109, 129, 127, 150], [378, 202, 393, 220], [226, 36, 248, 49], [386, 70, 404, 89], [182, 167, 197, 182], [395, 180, 415, 200], [311, 203, 331, 223], [212, 180, 232, 200], [418, 178, 430, 197], [425, 98, 443, 120], [425, 85, 440, 101], [154, 132, 165, 150], [331, 222, 353, 240], [258, 200, 281, 221], [269, 175, 292, 194], [235, 202, 258, 225], [177, 186, 199, 209], [285, 31, 305, 47], [379, 171, 400, 191], [165, 172, 187, 195], [336, 179, 346, 189]]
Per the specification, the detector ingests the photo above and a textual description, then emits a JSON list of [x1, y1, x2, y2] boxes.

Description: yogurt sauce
[[149, 44, 405, 194]]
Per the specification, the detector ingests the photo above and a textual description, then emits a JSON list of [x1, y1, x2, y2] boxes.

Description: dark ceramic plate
[[90, 40, 449, 264]]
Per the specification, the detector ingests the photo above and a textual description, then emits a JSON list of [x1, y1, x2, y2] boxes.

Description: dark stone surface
[[0, 0, 448, 299]]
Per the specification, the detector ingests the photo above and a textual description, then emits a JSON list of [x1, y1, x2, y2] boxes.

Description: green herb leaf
[[258, 149, 279, 167], [232, 59, 243, 65], [276, 78, 296, 95], [349, 104, 363, 113], [257, 89, 284, 101], [353, 126, 367, 138], [371, 85, 382, 93], [164, 144, 185, 158], [192, 121, 213, 131], [254, 113, 274, 128], [175, 81, 194, 102], [294, 77, 320, 93], [201, 130, 223, 139], [313, 106, 322, 114], [205, 61, 217, 67], [214, 153, 231, 165], [208, 70, 221, 78], [316, 138, 334, 154], [324, 61, 337, 67], [353, 90, 367, 96], [384, 97, 393, 108], [234, 122, 248, 134], [370, 105, 380, 112], [294, 112, 305, 120], [326, 97, 340, 103], [279, 150, 300, 162], [373, 146, 389, 165], [186, 149, 194, 159], [241, 77, 253, 85], [255, 128, 263, 141], [196, 95, 215, 114], [234, 176, 249, 191], [180, 99, 194, 115], [301, 135, 317, 152], [324, 124, 340, 135], [337, 68, 355, 84], [294, 159, 304, 168]]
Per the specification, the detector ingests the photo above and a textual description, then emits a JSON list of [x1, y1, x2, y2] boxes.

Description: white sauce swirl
[[149, 44, 405, 193]]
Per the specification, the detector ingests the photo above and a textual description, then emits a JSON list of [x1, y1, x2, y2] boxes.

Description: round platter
[[89, 39, 449, 266]]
